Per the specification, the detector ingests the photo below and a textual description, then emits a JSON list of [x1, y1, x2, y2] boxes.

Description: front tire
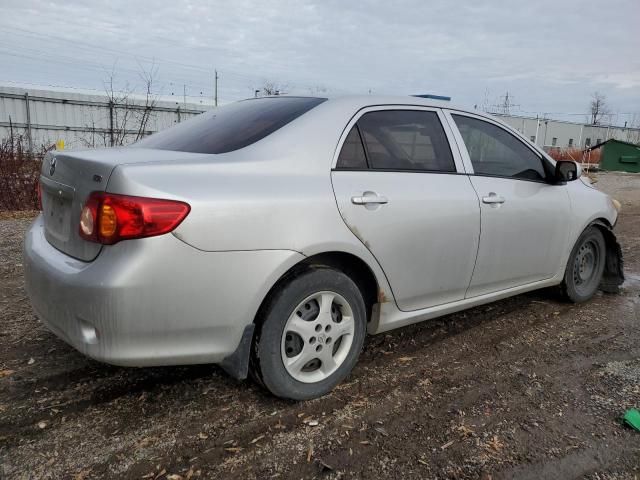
[[561, 226, 606, 303], [251, 268, 366, 400]]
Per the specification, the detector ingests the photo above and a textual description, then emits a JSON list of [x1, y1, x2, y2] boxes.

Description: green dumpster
[[599, 139, 640, 173]]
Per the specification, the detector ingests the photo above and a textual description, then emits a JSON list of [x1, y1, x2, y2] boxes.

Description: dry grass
[[547, 147, 601, 165], [0, 136, 51, 212]]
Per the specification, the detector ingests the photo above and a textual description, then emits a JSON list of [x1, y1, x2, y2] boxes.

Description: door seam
[[463, 174, 483, 299]]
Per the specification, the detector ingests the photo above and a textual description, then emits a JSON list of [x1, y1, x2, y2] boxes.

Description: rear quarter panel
[[105, 100, 396, 307]]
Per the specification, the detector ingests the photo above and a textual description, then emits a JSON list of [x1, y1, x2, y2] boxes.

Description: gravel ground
[[1, 172, 639, 479]]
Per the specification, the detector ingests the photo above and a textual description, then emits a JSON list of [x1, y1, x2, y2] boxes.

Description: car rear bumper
[[24, 214, 303, 367]]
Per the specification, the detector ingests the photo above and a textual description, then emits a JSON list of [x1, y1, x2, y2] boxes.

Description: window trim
[[335, 123, 370, 170], [331, 105, 467, 174], [442, 109, 556, 184], [333, 168, 468, 176], [355, 124, 371, 169]]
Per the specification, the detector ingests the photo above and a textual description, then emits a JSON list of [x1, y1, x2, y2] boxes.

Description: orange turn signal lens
[[99, 204, 117, 237]]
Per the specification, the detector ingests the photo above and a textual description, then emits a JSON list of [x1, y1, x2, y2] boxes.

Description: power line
[[0, 26, 213, 74], [0, 46, 339, 102], [0, 47, 215, 96], [0, 26, 340, 94], [515, 110, 640, 116], [487, 91, 519, 115]]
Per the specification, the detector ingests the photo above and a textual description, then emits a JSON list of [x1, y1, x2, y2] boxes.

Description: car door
[[331, 107, 481, 311], [445, 111, 572, 298]]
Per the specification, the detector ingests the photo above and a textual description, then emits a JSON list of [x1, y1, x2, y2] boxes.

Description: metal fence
[[0, 86, 208, 151]]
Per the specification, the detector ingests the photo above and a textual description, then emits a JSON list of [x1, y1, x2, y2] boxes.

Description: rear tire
[[560, 226, 606, 303], [250, 268, 366, 400]]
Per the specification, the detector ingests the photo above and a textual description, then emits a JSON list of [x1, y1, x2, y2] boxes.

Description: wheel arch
[[254, 251, 382, 330], [232, 250, 381, 387], [221, 250, 384, 381], [589, 218, 624, 293]]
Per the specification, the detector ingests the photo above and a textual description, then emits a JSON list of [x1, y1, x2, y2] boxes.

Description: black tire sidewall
[[563, 226, 606, 303], [255, 268, 366, 400]]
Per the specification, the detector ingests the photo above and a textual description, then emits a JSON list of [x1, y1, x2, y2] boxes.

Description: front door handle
[[482, 192, 505, 205], [351, 193, 389, 205]]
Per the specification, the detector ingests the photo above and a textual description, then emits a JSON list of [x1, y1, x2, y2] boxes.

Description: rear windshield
[[133, 97, 327, 154]]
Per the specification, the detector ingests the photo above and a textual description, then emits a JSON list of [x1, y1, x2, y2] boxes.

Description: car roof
[[251, 94, 466, 113], [315, 94, 499, 121], [326, 94, 459, 110]]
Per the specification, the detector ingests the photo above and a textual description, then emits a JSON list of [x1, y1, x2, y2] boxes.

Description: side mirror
[[555, 160, 580, 182]]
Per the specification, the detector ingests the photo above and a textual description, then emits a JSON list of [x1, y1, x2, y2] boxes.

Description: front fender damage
[[593, 220, 624, 293]]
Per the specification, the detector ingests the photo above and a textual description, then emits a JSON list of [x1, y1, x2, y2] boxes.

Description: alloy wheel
[[280, 291, 355, 383]]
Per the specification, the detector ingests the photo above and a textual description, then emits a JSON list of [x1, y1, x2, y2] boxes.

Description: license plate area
[[40, 176, 76, 244], [44, 191, 72, 242]]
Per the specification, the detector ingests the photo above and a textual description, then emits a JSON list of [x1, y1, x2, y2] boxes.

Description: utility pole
[[492, 91, 518, 115], [109, 101, 115, 147], [24, 92, 33, 154], [214, 69, 219, 107], [183, 84, 187, 108], [8, 115, 13, 150]]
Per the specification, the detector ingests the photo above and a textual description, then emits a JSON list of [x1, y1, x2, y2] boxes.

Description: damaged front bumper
[[594, 220, 624, 293]]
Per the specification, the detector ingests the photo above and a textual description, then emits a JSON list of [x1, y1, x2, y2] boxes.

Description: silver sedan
[[24, 95, 624, 400]]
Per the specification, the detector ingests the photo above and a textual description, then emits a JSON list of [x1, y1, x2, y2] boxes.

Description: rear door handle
[[351, 194, 389, 205], [482, 192, 505, 205]]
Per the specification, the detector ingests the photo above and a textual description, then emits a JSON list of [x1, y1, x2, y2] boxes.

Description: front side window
[[452, 114, 547, 181], [134, 97, 326, 154], [356, 110, 455, 172]]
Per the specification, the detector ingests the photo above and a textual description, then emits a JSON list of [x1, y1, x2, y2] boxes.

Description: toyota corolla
[[24, 95, 623, 400]]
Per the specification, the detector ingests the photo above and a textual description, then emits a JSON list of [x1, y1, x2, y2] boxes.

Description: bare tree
[[589, 91, 610, 125], [103, 67, 136, 146], [134, 60, 159, 141], [80, 64, 160, 148], [259, 81, 288, 96]]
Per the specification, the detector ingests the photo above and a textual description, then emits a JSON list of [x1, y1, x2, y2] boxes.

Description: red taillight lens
[[79, 192, 190, 245]]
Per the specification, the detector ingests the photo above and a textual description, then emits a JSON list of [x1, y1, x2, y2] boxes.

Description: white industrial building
[[495, 113, 640, 150], [0, 85, 207, 151], [1, 85, 639, 152]]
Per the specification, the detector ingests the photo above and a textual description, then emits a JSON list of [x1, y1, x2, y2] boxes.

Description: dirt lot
[[1, 173, 639, 479]]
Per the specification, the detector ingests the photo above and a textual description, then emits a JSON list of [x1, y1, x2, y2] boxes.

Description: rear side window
[[357, 110, 455, 172], [336, 126, 368, 169], [133, 97, 326, 154], [452, 114, 546, 181]]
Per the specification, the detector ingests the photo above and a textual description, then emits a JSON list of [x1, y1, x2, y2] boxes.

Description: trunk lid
[[39, 147, 192, 261]]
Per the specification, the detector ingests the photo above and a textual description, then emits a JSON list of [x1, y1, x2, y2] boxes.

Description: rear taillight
[[79, 192, 190, 245]]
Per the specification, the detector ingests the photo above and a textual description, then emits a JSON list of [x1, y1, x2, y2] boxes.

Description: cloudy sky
[[1, 0, 639, 125]]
